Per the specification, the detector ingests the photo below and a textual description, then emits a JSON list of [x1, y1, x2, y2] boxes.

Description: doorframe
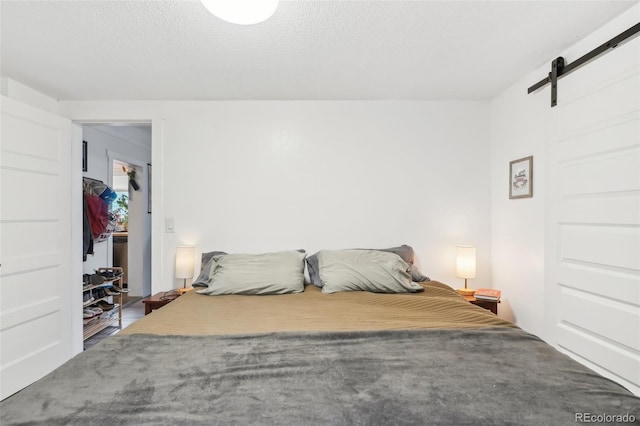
[[70, 124, 84, 354], [74, 119, 157, 294], [69, 115, 162, 295]]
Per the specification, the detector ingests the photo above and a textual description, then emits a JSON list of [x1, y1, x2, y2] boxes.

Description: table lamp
[[456, 245, 476, 296], [175, 245, 195, 289]]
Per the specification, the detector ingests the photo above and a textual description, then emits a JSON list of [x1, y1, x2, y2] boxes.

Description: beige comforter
[[121, 281, 514, 335]]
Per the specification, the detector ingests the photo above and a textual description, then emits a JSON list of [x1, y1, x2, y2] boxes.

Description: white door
[[0, 96, 78, 400], [545, 51, 640, 394]]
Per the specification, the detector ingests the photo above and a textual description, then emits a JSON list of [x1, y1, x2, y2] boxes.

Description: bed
[[2, 250, 639, 425]]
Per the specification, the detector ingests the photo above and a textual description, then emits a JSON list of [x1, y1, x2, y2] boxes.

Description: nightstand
[[142, 291, 180, 315], [464, 295, 499, 315]]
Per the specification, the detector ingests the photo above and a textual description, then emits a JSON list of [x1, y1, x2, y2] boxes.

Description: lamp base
[[457, 288, 475, 296]]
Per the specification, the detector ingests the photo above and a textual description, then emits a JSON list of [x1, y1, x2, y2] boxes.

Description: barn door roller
[[528, 22, 640, 107]]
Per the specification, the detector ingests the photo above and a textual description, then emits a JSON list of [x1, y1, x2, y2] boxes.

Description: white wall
[[491, 3, 639, 394], [489, 64, 548, 334], [62, 101, 491, 292], [82, 125, 152, 297]]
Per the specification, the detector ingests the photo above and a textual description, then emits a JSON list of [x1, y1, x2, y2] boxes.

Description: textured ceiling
[[1, 0, 636, 101]]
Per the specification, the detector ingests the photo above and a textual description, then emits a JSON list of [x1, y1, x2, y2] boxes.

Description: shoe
[[88, 307, 103, 316], [112, 285, 129, 293], [83, 296, 95, 307], [89, 274, 105, 285], [93, 288, 107, 299], [83, 307, 103, 318], [104, 288, 120, 296], [98, 270, 123, 280], [96, 301, 114, 311]]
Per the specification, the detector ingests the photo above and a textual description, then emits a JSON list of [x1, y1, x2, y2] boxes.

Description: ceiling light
[[201, 0, 278, 25]]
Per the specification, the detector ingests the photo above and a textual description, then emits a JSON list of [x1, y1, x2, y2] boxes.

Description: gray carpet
[[2, 328, 639, 425]]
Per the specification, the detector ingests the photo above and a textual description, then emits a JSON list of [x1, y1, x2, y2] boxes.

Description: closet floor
[[83, 297, 144, 350]]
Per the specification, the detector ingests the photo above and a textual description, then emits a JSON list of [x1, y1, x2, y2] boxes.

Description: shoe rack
[[82, 267, 124, 341]]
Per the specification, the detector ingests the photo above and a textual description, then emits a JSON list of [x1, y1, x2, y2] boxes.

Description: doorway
[[81, 124, 152, 298]]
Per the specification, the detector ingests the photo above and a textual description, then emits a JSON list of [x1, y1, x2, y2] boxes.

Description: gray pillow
[[192, 251, 227, 287], [196, 250, 306, 295], [201, 250, 227, 268], [408, 264, 430, 282], [318, 250, 424, 294], [306, 244, 429, 287], [194, 249, 307, 288]]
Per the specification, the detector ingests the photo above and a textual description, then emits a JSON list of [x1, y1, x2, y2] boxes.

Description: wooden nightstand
[[464, 295, 499, 315], [142, 291, 180, 315]]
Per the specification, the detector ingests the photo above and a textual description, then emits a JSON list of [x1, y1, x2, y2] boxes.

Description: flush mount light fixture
[[201, 0, 279, 25]]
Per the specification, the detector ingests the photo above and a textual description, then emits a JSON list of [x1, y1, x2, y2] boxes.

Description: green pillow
[[307, 244, 429, 287], [318, 250, 424, 294], [197, 250, 305, 295]]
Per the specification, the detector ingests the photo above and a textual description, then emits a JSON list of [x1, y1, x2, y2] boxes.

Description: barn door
[[0, 96, 77, 399], [544, 53, 639, 394]]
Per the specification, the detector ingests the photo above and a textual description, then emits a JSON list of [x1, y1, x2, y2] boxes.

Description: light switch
[[165, 217, 175, 233]]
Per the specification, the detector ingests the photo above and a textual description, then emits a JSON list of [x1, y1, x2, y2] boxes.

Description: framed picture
[[509, 156, 533, 199], [82, 141, 88, 172], [147, 163, 152, 214]]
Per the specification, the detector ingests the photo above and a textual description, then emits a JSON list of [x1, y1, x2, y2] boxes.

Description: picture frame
[[82, 141, 88, 172], [509, 156, 533, 199], [147, 163, 152, 214]]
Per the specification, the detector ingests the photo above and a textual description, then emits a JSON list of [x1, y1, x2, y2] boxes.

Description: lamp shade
[[175, 246, 195, 279], [456, 246, 476, 279], [201, 0, 278, 25]]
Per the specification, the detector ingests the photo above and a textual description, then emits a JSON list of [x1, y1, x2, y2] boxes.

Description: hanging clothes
[[84, 192, 109, 239], [82, 177, 117, 256], [82, 194, 94, 261]]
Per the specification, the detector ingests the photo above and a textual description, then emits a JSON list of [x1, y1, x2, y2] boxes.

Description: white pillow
[[196, 250, 305, 295], [318, 249, 424, 294]]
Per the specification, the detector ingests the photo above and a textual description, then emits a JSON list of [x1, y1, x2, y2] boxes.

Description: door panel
[[2, 167, 61, 220], [0, 96, 74, 400], [546, 59, 640, 394]]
